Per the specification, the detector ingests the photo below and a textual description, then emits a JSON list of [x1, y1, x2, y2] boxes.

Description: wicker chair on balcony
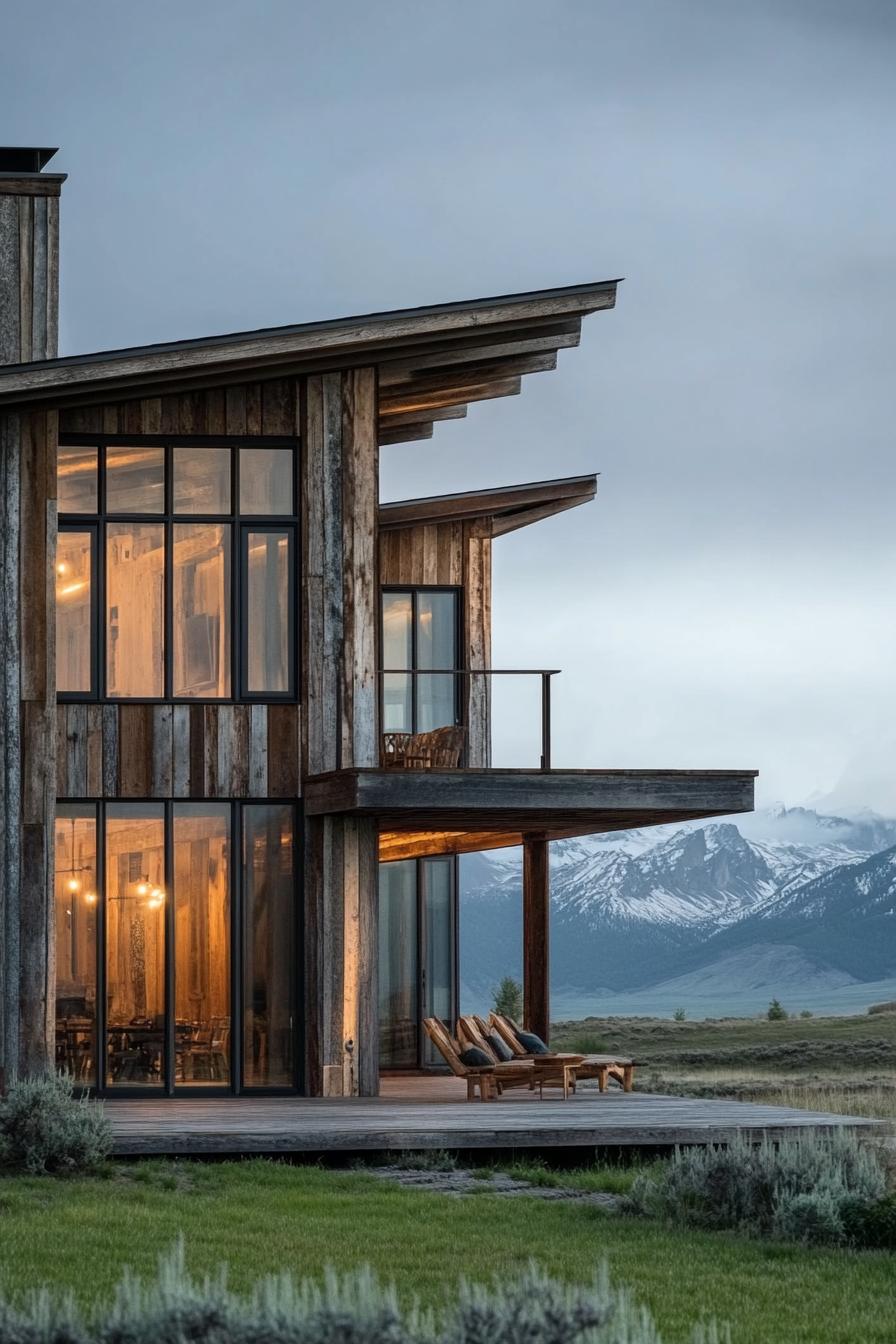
[[382, 724, 465, 769]]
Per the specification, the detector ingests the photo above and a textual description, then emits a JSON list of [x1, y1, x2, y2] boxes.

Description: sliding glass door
[[378, 856, 457, 1070]]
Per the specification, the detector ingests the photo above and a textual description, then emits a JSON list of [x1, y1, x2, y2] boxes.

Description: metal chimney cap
[[0, 147, 59, 173]]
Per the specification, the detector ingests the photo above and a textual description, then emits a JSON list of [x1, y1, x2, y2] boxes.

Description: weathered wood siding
[[0, 180, 61, 365], [302, 368, 378, 775], [58, 378, 298, 438], [56, 702, 300, 799], [303, 815, 378, 1098], [302, 368, 379, 1096], [379, 518, 492, 767], [0, 409, 58, 1083]]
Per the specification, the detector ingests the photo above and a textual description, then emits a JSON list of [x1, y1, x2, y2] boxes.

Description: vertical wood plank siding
[[302, 368, 379, 1096], [378, 518, 494, 767], [57, 378, 298, 437], [55, 701, 300, 800], [0, 182, 61, 365]]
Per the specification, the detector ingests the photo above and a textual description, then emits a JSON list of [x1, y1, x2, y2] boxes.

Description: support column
[[0, 151, 64, 1088], [522, 836, 550, 1043], [301, 366, 380, 1096]]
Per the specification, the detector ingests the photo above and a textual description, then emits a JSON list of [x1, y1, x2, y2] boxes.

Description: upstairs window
[[56, 440, 297, 701], [381, 588, 459, 733]]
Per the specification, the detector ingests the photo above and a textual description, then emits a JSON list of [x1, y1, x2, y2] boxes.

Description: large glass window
[[55, 806, 98, 1086], [54, 801, 297, 1094], [57, 440, 297, 700], [381, 589, 459, 733], [242, 805, 295, 1087]]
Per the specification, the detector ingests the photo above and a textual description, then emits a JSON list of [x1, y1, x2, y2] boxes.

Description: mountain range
[[458, 806, 896, 1017]]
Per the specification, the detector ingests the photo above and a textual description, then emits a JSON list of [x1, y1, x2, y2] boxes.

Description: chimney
[[0, 147, 66, 364]]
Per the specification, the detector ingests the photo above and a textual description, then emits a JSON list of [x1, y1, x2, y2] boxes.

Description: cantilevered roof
[[0, 281, 620, 446], [379, 474, 598, 536]]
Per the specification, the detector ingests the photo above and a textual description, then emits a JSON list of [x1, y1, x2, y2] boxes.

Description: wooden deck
[[104, 1076, 879, 1155]]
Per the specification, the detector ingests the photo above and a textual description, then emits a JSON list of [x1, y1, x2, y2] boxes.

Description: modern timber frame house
[[0, 148, 756, 1100]]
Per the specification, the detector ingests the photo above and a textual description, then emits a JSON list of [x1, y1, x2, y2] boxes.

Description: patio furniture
[[382, 725, 465, 769], [456, 1016, 582, 1100], [422, 1017, 497, 1100], [489, 1012, 636, 1092]]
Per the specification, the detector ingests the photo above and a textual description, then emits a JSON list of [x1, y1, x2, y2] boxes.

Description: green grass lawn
[[0, 1161, 892, 1344]]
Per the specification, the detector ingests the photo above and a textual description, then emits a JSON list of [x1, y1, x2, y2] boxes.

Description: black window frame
[[53, 796, 302, 1098], [380, 585, 463, 734], [57, 435, 300, 704]]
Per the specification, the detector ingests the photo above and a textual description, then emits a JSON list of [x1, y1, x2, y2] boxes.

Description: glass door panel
[[105, 805, 166, 1087], [378, 860, 418, 1067], [242, 805, 295, 1086], [378, 857, 457, 1070], [55, 807, 98, 1086], [416, 592, 457, 730], [422, 859, 454, 1065], [173, 804, 231, 1087]]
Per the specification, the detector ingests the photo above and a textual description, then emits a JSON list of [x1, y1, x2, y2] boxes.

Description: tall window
[[381, 589, 459, 733], [53, 801, 296, 1093], [56, 440, 297, 701]]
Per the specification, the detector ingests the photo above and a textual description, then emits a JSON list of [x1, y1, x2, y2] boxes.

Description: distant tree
[[800, 1009, 813, 1019], [673, 1007, 687, 1022], [492, 976, 523, 1022], [767, 998, 787, 1021]]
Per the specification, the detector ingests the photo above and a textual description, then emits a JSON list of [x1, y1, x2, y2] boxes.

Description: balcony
[[379, 666, 558, 771]]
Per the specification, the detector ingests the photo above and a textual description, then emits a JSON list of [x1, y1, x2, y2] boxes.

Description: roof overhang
[[0, 281, 619, 439], [378, 474, 598, 536], [304, 768, 758, 859]]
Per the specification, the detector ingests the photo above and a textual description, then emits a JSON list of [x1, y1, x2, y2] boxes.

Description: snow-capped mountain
[[459, 807, 896, 1009]]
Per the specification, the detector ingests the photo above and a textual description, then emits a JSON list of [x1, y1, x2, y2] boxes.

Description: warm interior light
[[135, 879, 150, 897], [56, 561, 68, 575], [147, 887, 165, 909], [84, 890, 97, 905], [66, 877, 80, 893]]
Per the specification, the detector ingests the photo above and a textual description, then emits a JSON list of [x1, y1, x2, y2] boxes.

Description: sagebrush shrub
[[0, 1242, 725, 1343], [0, 1072, 112, 1175], [625, 1130, 886, 1246]]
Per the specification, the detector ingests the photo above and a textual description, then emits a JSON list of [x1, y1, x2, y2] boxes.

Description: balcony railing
[[379, 668, 560, 771]]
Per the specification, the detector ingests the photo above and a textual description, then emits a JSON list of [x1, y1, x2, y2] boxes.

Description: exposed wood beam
[[378, 423, 434, 446], [378, 326, 581, 382], [379, 404, 468, 427], [379, 377, 522, 418], [381, 352, 558, 400], [378, 829, 524, 861]]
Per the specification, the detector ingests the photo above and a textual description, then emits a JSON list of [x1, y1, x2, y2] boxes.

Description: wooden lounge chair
[[489, 1012, 636, 1093], [422, 1017, 497, 1101], [456, 1016, 582, 1100]]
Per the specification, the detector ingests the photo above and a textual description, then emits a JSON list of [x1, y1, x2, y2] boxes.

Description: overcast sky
[[5, 1, 895, 811]]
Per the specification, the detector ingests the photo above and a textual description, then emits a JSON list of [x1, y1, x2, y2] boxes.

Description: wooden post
[[522, 836, 550, 1043], [301, 367, 380, 1096], [0, 155, 64, 1087]]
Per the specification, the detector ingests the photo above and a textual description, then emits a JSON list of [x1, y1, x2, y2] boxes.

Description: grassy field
[[552, 1009, 896, 1121], [0, 1160, 893, 1344]]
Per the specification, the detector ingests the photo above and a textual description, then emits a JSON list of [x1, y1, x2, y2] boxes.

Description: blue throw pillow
[[459, 1046, 493, 1068], [516, 1029, 549, 1055], [488, 1031, 514, 1062]]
